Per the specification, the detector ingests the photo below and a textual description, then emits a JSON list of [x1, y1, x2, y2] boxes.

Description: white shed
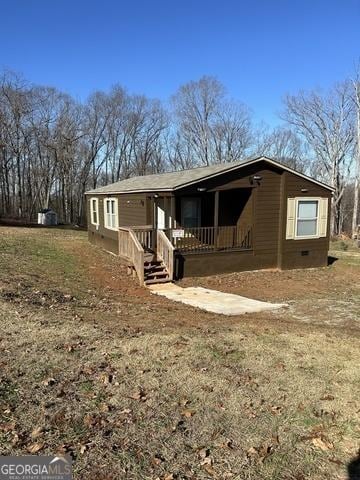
[[37, 209, 58, 226]]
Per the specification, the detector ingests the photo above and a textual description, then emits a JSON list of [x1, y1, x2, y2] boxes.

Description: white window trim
[[90, 197, 99, 226], [104, 197, 119, 231], [294, 197, 321, 240]]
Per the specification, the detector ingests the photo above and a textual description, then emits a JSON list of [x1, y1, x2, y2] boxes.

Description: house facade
[[85, 156, 333, 284]]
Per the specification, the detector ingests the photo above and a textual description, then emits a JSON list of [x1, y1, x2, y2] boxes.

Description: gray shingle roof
[[85, 156, 334, 194]]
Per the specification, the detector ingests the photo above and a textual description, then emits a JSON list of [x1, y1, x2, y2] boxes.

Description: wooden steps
[[144, 277, 171, 285], [144, 255, 171, 285], [120, 227, 174, 286], [127, 251, 171, 286]]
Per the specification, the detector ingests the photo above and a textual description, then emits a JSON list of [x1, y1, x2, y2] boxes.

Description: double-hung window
[[90, 198, 99, 226], [296, 199, 319, 238], [286, 197, 328, 240], [104, 198, 118, 230]]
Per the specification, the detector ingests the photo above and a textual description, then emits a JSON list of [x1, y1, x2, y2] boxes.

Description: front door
[[181, 197, 201, 228], [156, 199, 166, 229]]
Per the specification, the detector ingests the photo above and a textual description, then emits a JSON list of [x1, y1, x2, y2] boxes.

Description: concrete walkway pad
[[149, 283, 287, 316]]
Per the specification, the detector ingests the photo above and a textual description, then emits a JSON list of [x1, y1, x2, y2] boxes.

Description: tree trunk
[[352, 82, 360, 238], [352, 177, 359, 238]]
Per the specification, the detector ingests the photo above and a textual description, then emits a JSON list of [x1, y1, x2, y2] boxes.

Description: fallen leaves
[[83, 413, 107, 429], [200, 456, 216, 477], [42, 377, 56, 386], [129, 388, 147, 401], [1, 229, 358, 480], [80, 444, 88, 455], [180, 408, 196, 418], [98, 373, 113, 385], [246, 436, 279, 464], [302, 425, 334, 452], [30, 426, 44, 439], [163, 474, 175, 480], [99, 403, 111, 413], [217, 439, 234, 450], [178, 398, 190, 408], [269, 405, 282, 415], [172, 420, 187, 433], [27, 442, 44, 454], [0, 421, 16, 432], [311, 436, 334, 451], [320, 394, 335, 401], [151, 454, 165, 467], [196, 447, 216, 476]]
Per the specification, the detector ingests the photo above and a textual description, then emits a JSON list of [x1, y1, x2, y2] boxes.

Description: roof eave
[[85, 188, 175, 195], [84, 155, 335, 195], [173, 156, 335, 192]]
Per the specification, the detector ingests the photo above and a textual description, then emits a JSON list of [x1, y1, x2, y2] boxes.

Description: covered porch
[[118, 187, 254, 285], [151, 187, 254, 253]]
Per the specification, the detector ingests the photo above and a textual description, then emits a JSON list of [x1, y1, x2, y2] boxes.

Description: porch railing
[[131, 225, 155, 251], [118, 226, 174, 284], [165, 225, 252, 253], [157, 230, 175, 280], [118, 227, 144, 285], [118, 224, 252, 285]]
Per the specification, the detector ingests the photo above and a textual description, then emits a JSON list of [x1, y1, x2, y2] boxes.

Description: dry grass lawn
[[0, 226, 359, 480]]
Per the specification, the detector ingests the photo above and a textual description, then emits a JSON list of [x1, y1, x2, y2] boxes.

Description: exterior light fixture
[[154, 194, 159, 198], [249, 175, 262, 185], [197, 187, 207, 192], [301, 188, 308, 193]]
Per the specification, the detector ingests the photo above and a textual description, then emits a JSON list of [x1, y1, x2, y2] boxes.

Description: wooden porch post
[[164, 196, 169, 228], [170, 195, 176, 228], [214, 191, 219, 227], [150, 196, 156, 227], [152, 195, 157, 250], [214, 191, 219, 249]]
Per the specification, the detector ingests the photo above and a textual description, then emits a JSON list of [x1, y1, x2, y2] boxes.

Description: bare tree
[[351, 70, 360, 237], [0, 71, 33, 217], [172, 76, 225, 166], [256, 126, 307, 172], [212, 100, 253, 163], [2, 67, 358, 234], [283, 83, 354, 235], [103, 85, 131, 183], [130, 96, 168, 176], [172, 76, 253, 166], [165, 131, 195, 171]]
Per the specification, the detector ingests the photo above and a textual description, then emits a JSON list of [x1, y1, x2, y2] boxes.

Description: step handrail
[[118, 227, 144, 285], [157, 230, 175, 280]]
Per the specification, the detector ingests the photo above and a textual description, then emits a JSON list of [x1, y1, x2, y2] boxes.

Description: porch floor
[[148, 283, 287, 316]]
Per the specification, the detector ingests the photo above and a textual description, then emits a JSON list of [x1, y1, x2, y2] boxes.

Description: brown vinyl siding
[[173, 166, 331, 278], [118, 193, 148, 226], [86, 160, 332, 277], [252, 168, 281, 263], [87, 195, 118, 254], [279, 171, 331, 269], [88, 193, 149, 254], [175, 249, 281, 278], [177, 165, 282, 277]]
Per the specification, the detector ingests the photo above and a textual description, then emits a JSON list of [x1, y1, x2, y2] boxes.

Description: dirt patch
[[179, 254, 360, 331], [0, 227, 359, 480]]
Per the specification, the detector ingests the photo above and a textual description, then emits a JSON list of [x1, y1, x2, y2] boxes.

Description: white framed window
[[90, 198, 99, 226], [104, 198, 118, 230], [286, 197, 328, 240], [296, 199, 319, 238]]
